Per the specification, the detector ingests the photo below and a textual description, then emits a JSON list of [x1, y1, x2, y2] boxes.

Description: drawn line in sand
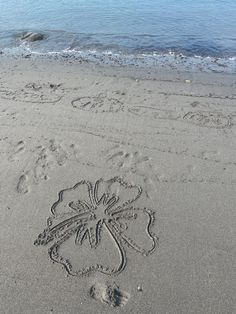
[[158, 91, 236, 100], [129, 106, 232, 129], [71, 95, 124, 113], [90, 282, 130, 307], [34, 177, 157, 276]]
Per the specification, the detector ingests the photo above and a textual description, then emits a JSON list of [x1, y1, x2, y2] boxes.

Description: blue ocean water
[[0, 0, 236, 70]]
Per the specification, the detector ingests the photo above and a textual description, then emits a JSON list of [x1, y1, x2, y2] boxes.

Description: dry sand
[[0, 56, 236, 314]]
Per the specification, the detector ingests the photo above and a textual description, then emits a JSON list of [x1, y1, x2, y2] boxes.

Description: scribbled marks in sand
[[0, 82, 63, 103], [183, 111, 231, 128], [129, 105, 232, 129], [16, 140, 68, 194], [71, 94, 124, 113], [90, 282, 130, 307], [34, 177, 157, 276]]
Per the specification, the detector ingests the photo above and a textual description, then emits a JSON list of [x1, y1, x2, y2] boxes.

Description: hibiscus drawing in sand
[[34, 177, 158, 276]]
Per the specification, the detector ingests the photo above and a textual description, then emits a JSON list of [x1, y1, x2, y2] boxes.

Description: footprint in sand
[[16, 174, 29, 194], [16, 139, 68, 194], [104, 145, 160, 198], [89, 282, 130, 307], [8, 140, 26, 161], [16, 149, 51, 194], [32, 147, 53, 184], [105, 144, 151, 175], [48, 139, 67, 166]]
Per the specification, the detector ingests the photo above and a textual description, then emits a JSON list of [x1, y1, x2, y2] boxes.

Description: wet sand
[[0, 56, 236, 313]]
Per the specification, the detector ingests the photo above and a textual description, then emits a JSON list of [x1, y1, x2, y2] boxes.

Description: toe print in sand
[[34, 177, 157, 276]]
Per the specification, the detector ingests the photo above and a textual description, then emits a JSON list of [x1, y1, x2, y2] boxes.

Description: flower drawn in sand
[[34, 177, 157, 276]]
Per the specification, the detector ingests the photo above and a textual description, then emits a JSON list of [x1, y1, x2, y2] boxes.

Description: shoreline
[[1, 45, 236, 75], [1, 53, 236, 83]]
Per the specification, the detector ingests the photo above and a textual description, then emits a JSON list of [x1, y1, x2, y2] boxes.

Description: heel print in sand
[[34, 177, 158, 276]]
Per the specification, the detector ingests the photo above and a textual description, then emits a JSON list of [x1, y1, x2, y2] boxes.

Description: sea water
[[0, 0, 236, 71]]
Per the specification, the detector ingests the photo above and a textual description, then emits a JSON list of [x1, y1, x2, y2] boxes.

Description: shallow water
[[0, 0, 236, 71]]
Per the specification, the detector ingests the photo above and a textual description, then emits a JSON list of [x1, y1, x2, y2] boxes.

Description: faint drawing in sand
[[34, 177, 157, 276], [71, 95, 124, 113], [183, 111, 231, 128], [129, 105, 231, 129], [90, 282, 130, 307], [0, 82, 62, 103]]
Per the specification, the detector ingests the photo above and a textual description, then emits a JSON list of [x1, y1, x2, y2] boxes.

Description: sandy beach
[[0, 56, 236, 313]]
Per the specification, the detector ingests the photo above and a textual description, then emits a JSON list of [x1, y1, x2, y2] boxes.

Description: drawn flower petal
[[75, 224, 88, 245], [51, 180, 93, 215], [34, 213, 89, 246], [94, 177, 142, 213], [75, 223, 101, 248], [49, 222, 127, 276], [110, 208, 157, 256]]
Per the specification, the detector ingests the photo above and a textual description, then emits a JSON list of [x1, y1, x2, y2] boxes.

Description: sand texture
[[0, 57, 236, 314]]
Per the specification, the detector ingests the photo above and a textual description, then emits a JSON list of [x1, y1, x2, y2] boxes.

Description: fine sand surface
[[0, 57, 236, 314]]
